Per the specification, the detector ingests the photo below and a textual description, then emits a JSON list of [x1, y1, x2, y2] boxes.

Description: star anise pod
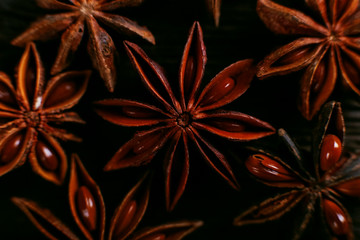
[[234, 101, 360, 240], [12, 154, 203, 240], [256, 0, 360, 120], [11, 0, 155, 92], [0, 42, 90, 185], [95, 22, 276, 211], [205, 0, 222, 27]]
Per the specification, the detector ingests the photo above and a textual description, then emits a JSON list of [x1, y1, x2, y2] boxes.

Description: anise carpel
[[256, 0, 360, 120], [95, 21, 276, 211], [11, 0, 155, 92], [12, 154, 203, 240], [234, 101, 360, 240], [0, 42, 90, 185]]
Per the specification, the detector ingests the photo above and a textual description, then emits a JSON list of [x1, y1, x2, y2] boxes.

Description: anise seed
[[320, 134, 341, 172], [114, 200, 137, 237], [323, 198, 349, 236], [36, 141, 59, 171], [201, 77, 235, 106], [76, 186, 97, 231], [0, 133, 23, 164], [139, 233, 166, 240]]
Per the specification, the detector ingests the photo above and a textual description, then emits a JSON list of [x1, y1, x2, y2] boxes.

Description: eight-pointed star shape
[[95, 22, 275, 211], [0, 42, 90, 185], [13, 154, 203, 240], [235, 102, 360, 240], [257, 0, 360, 120], [12, 0, 155, 92]]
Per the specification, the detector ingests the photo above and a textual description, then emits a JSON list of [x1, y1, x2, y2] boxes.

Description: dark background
[[1, 0, 360, 239]]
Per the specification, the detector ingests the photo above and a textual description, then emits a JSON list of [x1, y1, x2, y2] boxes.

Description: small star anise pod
[[234, 101, 360, 240], [0, 42, 90, 185], [256, 0, 360, 120], [205, 0, 222, 27], [11, 0, 155, 92], [95, 22, 275, 211], [12, 154, 203, 240]]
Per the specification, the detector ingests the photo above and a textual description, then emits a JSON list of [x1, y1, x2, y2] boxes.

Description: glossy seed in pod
[[0, 132, 23, 164], [207, 119, 246, 132], [342, 58, 360, 85], [334, 178, 360, 198], [184, 55, 195, 91], [122, 106, 157, 119], [0, 83, 16, 106], [36, 140, 58, 171], [132, 133, 163, 155], [25, 60, 36, 102], [114, 200, 137, 237], [245, 154, 297, 182], [320, 134, 342, 172], [44, 81, 77, 108], [77, 186, 97, 231], [139, 233, 166, 240], [311, 60, 326, 93], [323, 198, 349, 236], [278, 47, 311, 65], [200, 77, 235, 106]]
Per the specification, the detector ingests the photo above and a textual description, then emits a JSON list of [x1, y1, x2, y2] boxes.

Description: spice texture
[[1, 0, 360, 239]]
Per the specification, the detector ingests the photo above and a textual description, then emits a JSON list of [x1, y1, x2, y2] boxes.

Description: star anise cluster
[[257, 0, 360, 120], [235, 102, 360, 240], [95, 22, 275, 211], [0, 42, 90, 185], [12, 0, 155, 92], [2, 0, 360, 239], [13, 154, 202, 240]]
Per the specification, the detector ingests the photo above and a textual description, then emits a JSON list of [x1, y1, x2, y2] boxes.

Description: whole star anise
[[12, 154, 203, 240], [256, 0, 360, 120], [0, 42, 90, 185], [11, 0, 155, 92], [234, 101, 360, 240], [95, 22, 275, 211]]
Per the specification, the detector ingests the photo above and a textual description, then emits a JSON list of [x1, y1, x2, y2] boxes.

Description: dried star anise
[[234, 101, 360, 240], [256, 0, 360, 120], [12, 154, 203, 240], [205, 0, 222, 27], [0, 42, 90, 185], [11, 0, 155, 92], [95, 22, 276, 211]]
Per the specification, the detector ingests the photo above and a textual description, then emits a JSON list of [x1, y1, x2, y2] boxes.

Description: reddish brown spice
[[320, 134, 342, 172], [323, 198, 349, 237], [11, 0, 155, 92], [0, 42, 90, 185], [95, 22, 275, 211], [235, 102, 358, 240], [245, 154, 302, 185], [205, 0, 222, 27], [256, 0, 360, 120], [12, 154, 203, 240]]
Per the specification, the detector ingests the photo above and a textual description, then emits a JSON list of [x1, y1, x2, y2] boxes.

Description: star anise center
[[327, 31, 341, 43], [177, 112, 192, 128], [79, 2, 95, 16], [23, 111, 43, 128]]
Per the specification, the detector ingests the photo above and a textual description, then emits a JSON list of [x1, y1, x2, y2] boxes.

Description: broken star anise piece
[[256, 0, 360, 120], [235, 101, 360, 240], [11, 0, 155, 92], [205, 0, 222, 27], [0, 42, 90, 185], [95, 21, 275, 211], [12, 154, 203, 240]]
